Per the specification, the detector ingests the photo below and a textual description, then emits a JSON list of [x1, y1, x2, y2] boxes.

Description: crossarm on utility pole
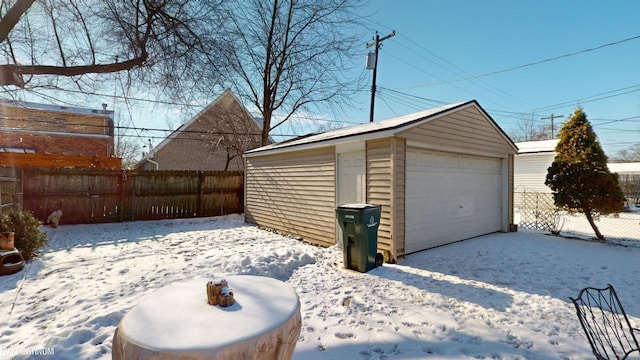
[[366, 30, 395, 123], [541, 114, 564, 139]]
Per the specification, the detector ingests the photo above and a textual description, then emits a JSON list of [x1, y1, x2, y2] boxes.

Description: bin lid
[[337, 203, 379, 210]]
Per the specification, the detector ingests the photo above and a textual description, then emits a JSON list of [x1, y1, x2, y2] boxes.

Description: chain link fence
[[515, 191, 640, 243]]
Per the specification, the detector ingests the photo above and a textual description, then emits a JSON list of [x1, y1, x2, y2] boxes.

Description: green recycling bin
[[336, 204, 382, 273]]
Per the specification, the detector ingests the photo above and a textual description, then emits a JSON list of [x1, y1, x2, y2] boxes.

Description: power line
[[531, 84, 640, 113], [377, 90, 427, 114], [359, 16, 536, 112], [0, 115, 304, 138], [592, 115, 640, 127], [7, 87, 368, 126], [377, 87, 448, 106], [403, 34, 640, 89], [391, 33, 535, 109]]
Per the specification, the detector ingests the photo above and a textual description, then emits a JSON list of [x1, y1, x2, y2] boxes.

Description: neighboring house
[[0, 99, 115, 156], [514, 139, 640, 208], [244, 100, 518, 261], [136, 90, 262, 171], [0, 99, 120, 169], [608, 162, 640, 175], [608, 162, 640, 206]]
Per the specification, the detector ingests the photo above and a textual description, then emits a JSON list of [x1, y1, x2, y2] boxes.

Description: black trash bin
[[336, 204, 382, 273]]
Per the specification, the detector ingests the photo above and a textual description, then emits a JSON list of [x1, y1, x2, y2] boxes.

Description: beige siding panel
[[364, 138, 407, 260], [508, 154, 515, 225], [392, 138, 406, 259], [399, 108, 515, 156], [366, 139, 393, 256], [246, 147, 336, 247]]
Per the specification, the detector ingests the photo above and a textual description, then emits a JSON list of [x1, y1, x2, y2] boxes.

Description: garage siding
[[365, 138, 406, 260], [243, 101, 516, 260], [391, 138, 406, 259], [399, 107, 514, 156], [245, 147, 336, 247], [366, 139, 393, 254], [397, 106, 515, 254]]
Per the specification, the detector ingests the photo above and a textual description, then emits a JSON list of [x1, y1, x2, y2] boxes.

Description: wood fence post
[[196, 171, 204, 217], [131, 174, 136, 222], [118, 170, 126, 222]]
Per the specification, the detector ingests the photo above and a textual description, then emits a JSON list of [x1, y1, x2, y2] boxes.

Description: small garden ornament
[[206, 279, 235, 307]]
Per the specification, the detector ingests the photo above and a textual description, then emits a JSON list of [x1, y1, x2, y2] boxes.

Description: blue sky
[[334, 0, 640, 156], [8, 1, 640, 158]]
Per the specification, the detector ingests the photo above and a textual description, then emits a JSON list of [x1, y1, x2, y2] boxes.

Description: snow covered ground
[[1, 214, 639, 359], [515, 209, 640, 245]]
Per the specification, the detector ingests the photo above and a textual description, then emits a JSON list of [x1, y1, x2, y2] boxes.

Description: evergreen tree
[[545, 108, 624, 241]]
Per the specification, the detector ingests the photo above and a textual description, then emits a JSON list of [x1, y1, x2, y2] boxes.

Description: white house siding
[[513, 152, 555, 208], [366, 138, 406, 259], [608, 162, 640, 175], [245, 147, 336, 247]]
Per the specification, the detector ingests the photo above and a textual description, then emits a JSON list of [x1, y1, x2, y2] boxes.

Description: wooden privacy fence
[[0, 175, 20, 215], [20, 168, 244, 224]]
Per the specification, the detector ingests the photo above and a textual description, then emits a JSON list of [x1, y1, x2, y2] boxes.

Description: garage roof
[[516, 139, 558, 154], [245, 100, 517, 157]]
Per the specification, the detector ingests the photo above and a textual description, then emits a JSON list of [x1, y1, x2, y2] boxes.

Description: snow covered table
[[112, 275, 301, 360]]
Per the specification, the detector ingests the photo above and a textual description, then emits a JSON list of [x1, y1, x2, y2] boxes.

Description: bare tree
[[510, 114, 558, 142], [613, 144, 640, 162], [221, 0, 366, 145], [115, 136, 142, 169], [0, 0, 229, 101]]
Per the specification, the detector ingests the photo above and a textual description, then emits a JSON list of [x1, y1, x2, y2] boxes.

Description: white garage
[[406, 149, 504, 252], [245, 100, 518, 261]]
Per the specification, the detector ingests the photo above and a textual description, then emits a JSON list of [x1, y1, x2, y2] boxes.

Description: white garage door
[[406, 148, 503, 253]]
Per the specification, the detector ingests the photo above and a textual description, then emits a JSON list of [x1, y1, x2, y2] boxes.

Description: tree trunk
[[584, 210, 605, 241], [261, 112, 271, 146]]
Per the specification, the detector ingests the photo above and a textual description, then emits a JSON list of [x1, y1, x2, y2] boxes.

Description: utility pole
[[541, 113, 564, 139], [366, 30, 395, 123]]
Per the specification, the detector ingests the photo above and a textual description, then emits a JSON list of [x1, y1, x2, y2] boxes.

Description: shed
[[513, 139, 558, 208], [244, 100, 518, 260]]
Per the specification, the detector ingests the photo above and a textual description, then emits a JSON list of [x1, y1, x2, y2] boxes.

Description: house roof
[[147, 89, 259, 157], [245, 100, 517, 157], [135, 89, 263, 170], [515, 139, 559, 154], [0, 99, 114, 119]]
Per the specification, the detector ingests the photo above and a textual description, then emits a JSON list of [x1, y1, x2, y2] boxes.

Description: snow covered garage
[[244, 100, 518, 260]]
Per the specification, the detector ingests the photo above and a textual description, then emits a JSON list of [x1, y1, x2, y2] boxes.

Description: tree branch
[[0, 0, 35, 42], [0, 53, 148, 83]]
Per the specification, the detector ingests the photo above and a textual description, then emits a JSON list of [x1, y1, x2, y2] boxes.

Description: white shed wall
[[513, 152, 555, 208]]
